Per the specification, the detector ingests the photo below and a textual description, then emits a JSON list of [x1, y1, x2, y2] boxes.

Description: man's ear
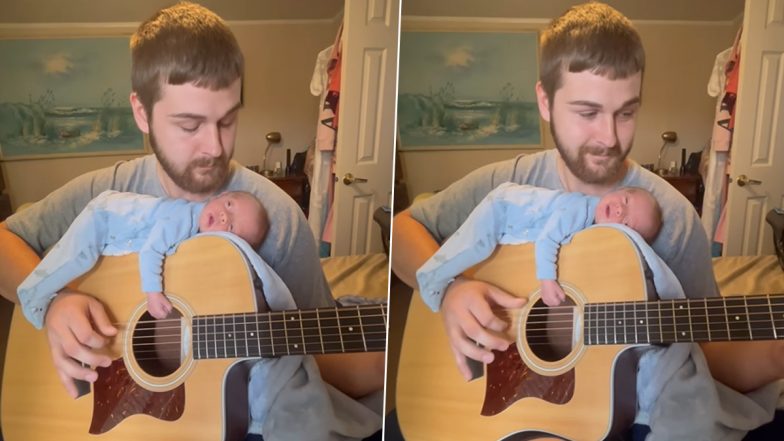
[[535, 81, 551, 123], [129, 92, 150, 134]]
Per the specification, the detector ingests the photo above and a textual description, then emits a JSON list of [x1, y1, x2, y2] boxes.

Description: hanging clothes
[[307, 24, 343, 252], [702, 27, 741, 246]]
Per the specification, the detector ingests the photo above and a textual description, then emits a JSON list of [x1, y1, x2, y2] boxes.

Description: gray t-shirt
[[6, 155, 333, 317], [410, 149, 719, 302]]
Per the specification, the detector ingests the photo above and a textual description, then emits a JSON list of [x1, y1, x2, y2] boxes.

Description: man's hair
[[130, 1, 244, 116], [539, 2, 645, 100]]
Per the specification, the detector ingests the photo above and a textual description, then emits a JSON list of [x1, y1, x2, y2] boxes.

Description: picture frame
[[0, 24, 145, 161], [397, 20, 543, 151]]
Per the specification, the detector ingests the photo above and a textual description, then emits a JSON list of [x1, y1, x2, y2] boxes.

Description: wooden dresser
[[269, 174, 310, 217], [664, 174, 704, 215]]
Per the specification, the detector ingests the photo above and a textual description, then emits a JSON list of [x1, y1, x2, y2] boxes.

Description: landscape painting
[[0, 37, 142, 159], [397, 30, 541, 150]]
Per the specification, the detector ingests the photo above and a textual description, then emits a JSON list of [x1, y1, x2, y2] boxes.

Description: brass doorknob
[[735, 174, 762, 187], [342, 173, 368, 185]]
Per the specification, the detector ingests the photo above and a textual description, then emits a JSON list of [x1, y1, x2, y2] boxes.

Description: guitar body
[[397, 228, 649, 441], [2, 236, 257, 441]]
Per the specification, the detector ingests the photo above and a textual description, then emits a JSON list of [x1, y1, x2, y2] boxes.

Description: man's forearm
[[390, 209, 440, 289], [315, 352, 385, 398], [0, 222, 41, 303]]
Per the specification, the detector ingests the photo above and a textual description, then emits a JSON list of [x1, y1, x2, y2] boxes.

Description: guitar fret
[[704, 298, 712, 342], [767, 294, 778, 340], [241, 313, 250, 357], [743, 297, 753, 339], [673, 299, 692, 342], [632, 302, 638, 344], [316, 308, 325, 353], [283, 311, 292, 355], [337, 307, 365, 353], [690, 298, 709, 341], [356, 305, 368, 352], [657, 300, 664, 344], [623, 302, 634, 344], [299, 310, 321, 354], [254, 312, 262, 357], [746, 295, 776, 340], [335, 307, 345, 352], [723, 297, 732, 340], [686, 300, 694, 342], [634, 302, 647, 344], [611, 302, 617, 344], [771, 295, 784, 338], [268, 311, 276, 356], [230, 314, 238, 358], [298, 310, 307, 354], [725, 297, 751, 341], [646, 301, 660, 344]]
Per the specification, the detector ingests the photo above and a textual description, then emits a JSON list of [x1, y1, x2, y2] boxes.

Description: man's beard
[[551, 117, 629, 185], [149, 129, 230, 194]]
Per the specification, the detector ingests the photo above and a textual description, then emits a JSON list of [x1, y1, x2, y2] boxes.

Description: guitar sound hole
[[132, 310, 184, 377], [525, 298, 575, 362]]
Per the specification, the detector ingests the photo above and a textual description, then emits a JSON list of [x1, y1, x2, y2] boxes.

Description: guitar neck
[[192, 304, 387, 360], [583, 294, 784, 345]]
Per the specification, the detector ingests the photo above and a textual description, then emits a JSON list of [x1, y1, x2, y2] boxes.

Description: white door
[[331, 0, 398, 256], [723, 0, 784, 256]]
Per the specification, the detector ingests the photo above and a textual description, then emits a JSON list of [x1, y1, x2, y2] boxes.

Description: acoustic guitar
[[1, 236, 386, 440], [396, 227, 783, 441]]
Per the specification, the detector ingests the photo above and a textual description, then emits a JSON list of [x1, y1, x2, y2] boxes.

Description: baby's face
[[199, 192, 266, 246], [594, 188, 660, 241]]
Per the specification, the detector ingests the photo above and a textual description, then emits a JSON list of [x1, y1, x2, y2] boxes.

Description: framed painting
[[0, 35, 144, 160], [397, 23, 542, 151]]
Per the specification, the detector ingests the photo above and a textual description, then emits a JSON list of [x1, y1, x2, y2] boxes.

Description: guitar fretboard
[[192, 304, 387, 359], [583, 294, 784, 345]]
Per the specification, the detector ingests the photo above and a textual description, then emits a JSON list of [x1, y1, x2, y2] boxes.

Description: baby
[[18, 190, 268, 319], [416, 183, 662, 309]]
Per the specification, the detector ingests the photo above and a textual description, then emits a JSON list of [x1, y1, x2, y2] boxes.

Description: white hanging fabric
[[307, 24, 343, 247]]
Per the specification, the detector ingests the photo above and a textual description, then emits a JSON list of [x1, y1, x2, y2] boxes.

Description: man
[[0, 3, 383, 440], [392, 2, 782, 439]]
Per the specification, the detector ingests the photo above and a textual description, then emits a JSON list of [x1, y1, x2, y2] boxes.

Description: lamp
[[655, 130, 677, 174], [261, 131, 282, 177]]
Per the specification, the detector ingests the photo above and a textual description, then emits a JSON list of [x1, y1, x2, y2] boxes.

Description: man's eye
[[579, 111, 597, 119], [181, 125, 199, 133]]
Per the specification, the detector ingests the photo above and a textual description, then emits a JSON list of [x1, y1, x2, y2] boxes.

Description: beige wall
[[398, 18, 737, 201], [0, 19, 337, 209]]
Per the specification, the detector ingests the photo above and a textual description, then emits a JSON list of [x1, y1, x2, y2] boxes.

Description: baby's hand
[[539, 280, 566, 306], [146, 292, 173, 319]]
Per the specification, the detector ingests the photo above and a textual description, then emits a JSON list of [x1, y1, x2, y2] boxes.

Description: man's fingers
[[88, 298, 117, 337], [449, 344, 475, 381], [486, 284, 527, 308]]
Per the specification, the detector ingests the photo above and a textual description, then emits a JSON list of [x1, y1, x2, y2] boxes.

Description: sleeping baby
[[18, 190, 268, 319], [417, 182, 662, 308]]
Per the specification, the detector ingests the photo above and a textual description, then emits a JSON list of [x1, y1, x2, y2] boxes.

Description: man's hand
[[440, 277, 527, 381], [44, 290, 118, 398], [145, 291, 173, 319], [539, 279, 566, 306]]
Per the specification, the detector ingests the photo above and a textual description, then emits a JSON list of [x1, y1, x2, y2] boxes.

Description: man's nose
[[595, 115, 619, 147], [202, 124, 224, 157]]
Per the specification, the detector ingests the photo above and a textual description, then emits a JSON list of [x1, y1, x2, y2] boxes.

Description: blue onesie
[[416, 182, 599, 311], [17, 190, 205, 324]]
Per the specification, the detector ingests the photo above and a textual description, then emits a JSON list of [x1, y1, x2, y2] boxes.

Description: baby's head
[[594, 187, 662, 243], [198, 191, 269, 248]]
